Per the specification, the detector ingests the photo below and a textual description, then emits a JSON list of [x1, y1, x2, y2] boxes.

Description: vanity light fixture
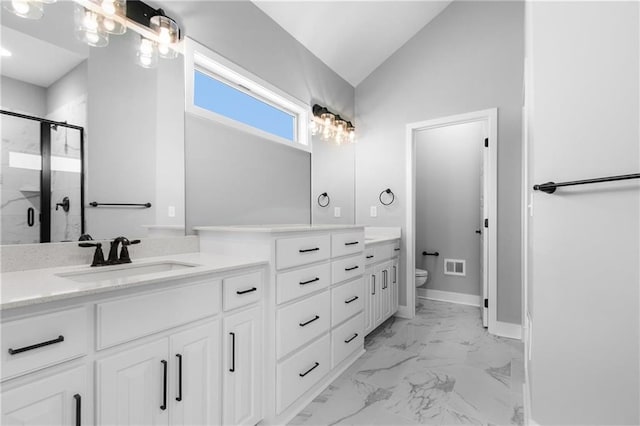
[[3, 0, 47, 20], [150, 10, 179, 59], [136, 36, 158, 68], [74, 4, 109, 47], [311, 104, 356, 145]]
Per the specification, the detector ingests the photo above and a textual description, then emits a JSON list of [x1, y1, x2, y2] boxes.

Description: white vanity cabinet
[[364, 239, 401, 336], [1, 259, 267, 426], [196, 225, 366, 425]]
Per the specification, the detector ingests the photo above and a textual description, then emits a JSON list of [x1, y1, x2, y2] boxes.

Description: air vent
[[444, 258, 466, 276]]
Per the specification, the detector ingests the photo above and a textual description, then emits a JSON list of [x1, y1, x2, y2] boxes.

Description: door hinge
[[484, 218, 488, 228], [484, 299, 488, 308], [484, 138, 488, 147]]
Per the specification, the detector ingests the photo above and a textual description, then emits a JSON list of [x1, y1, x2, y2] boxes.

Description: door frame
[[404, 108, 498, 333]]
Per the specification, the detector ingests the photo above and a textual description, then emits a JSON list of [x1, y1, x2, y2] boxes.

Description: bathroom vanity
[[195, 225, 366, 425], [0, 252, 267, 426]]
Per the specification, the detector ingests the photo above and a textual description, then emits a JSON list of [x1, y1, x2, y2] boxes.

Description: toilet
[[415, 268, 429, 287]]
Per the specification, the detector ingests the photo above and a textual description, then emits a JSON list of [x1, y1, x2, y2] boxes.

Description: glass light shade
[[309, 119, 319, 136], [320, 112, 335, 128], [137, 37, 158, 69], [4, 0, 44, 19], [335, 119, 347, 134], [157, 42, 178, 59], [98, 0, 126, 34], [347, 123, 356, 143], [321, 125, 334, 141], [150, 14, 179, 44], [74, 5, 109, 47]]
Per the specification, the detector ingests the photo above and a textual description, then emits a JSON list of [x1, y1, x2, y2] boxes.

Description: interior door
[[481, 126, 489, 327]]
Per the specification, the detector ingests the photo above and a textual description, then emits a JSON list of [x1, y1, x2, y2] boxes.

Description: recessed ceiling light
[[1, 47, 12, 57]]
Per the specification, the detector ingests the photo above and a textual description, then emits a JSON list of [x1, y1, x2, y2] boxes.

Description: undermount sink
[[57, 261, 198, 283]]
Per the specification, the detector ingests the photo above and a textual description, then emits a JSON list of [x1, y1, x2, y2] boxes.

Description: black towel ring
[[379, 188, 395, 206], [317, 192, 330, 208]]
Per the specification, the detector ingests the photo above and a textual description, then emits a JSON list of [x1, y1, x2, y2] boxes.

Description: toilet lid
[[416, 268, 428, 276]]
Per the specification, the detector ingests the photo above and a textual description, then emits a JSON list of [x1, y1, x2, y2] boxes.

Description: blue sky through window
[[194, 70, 295, 141]]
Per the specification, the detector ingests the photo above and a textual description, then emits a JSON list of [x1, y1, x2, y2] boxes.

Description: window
[[186, 39, 310, 152]]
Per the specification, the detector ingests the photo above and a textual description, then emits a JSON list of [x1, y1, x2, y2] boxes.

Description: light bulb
[[103, 17, 115, 32], [101, 0, 116, 15], [74, 5, 108, 47], [83, 10, 99, 31], [137, 37, 158, 68], [349, 129, 356, 143], [12, 0, 29, 14], [139, 38, 154, 55], [158, 43, 169, 56], [158, 27, 171, 45]]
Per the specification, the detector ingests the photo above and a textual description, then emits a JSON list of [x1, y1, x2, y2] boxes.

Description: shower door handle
[[27, 208, 35, 227]]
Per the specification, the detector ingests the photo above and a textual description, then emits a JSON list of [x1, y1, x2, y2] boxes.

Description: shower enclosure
[[1, 110, 85, 244]]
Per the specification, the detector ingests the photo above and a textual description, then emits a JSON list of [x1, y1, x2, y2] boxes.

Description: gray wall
[[0, 76, 46, 116], [355, 1, 524, 324], [46, 61, 88, 114], [527, 2, 639, 424], [155, 1, 355, 229], [415, 121, 483, 296]]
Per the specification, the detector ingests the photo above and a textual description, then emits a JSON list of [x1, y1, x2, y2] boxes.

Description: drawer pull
[[299, 362, 320, 377], [74, 394, 81, 426], [299, 247, 320, 253], [345, 296, 359, 304], [236, 287, 257, 295], [8, 335, 64, 355], [299, 315, 320, 327], [394, 248, 400, 251], [344, 241, 359, 246], [372, 275, 376, 295], [229, 332, 236, 372], [299, 277, 320, 285], [345, 333, 359, 344], [345, 265, 359, 272], [176, 354, 183, 402], [366, 255, 374, 259], [393, 266, 397, 284], [160, 360, 168, 411]]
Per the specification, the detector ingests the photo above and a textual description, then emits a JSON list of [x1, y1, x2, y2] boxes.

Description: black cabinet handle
[[345, 296, 359, 304], [345, 241, 359, 246], [160, 360, 168, 410], [299, 277, 319, 285], [229, 332, 236, 372], [345, 265, 359, 271], [372, 275, 376, 295], [393, 266, 397, 284], [394, 248, 400, 251], [27, 207, 35, 227], [366, 255, 374, 259], [175, 354, 183, 402], [8, 335, 64, 355], [345, 333, 359, 343], [299, 362, 319, 377], [299, 315, 320, 327], [236, 287, 257, 295], [299, 247, 320, 253], [383, 270, 388, 289], [73, 394, 81, 426]]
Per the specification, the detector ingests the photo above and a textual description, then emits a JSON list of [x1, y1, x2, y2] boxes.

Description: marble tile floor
[[290, 300, 524, 426]]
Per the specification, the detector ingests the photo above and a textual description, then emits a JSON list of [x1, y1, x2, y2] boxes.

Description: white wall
[[155, 1, 355, 228], [355, 1, 524, 324], [526, 2, 639, 424], [415, 121, 484, 296]]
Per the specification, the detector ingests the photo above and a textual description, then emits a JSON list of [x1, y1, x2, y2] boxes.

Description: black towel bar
[[89, 202, 152, 208], [533, 173, 640, 194]]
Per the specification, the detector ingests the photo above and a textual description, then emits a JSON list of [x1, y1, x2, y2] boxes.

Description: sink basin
[[57, 261, 198, 283]]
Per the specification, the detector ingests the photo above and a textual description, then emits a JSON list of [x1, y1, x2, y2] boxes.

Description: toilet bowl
[[415, 268, 429, 287]]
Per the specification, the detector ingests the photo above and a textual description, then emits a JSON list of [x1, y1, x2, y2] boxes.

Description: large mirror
[[0, 1, 185, 245]]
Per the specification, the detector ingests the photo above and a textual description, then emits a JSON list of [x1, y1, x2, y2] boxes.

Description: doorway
[[405, 109, 497, 333]]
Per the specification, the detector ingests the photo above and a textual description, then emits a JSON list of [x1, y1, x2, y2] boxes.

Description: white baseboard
[[493, 320, 522, 340], [418, 288, 481, 307]]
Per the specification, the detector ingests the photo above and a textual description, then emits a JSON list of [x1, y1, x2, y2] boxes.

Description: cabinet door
[[97, 339, 169, 426], [2, 366, 86, 426], [364, 267, 374, 335], [381, 264, 392, 320], [170, 320, 221, 426], [391, 259, 399, 313], [223, 306, 262, 426], [372, 267, 383, 328]]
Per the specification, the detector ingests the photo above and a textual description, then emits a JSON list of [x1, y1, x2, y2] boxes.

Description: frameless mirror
[[0, 1, 185, 245]]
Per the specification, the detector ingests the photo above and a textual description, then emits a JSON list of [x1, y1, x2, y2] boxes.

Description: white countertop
[[194, 224, 365, 233], [0, 253, 267, 310], [365, 236, 401, 246]]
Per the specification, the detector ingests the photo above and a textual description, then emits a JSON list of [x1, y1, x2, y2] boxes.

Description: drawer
[[1, 307, 88, 381], [374, 243, 393, 261], [97, 280, 221, 349], [276, 291, 330, 359], [331, 278, 364, 326], [331, 254, 364, 284], [392, 240, 401, 257], [331, 231, 364, 258], [276, 333, 330, 414], [277, 263, 331, 305], [364, 247, 376, 265], [276, 234, 330, 270], [331, 313, 364, 368], [223, 271, 262, 311]]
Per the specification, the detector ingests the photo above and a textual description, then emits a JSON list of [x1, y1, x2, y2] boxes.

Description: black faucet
[[79, 242, 106, 267], [107, 236, 141, 264]]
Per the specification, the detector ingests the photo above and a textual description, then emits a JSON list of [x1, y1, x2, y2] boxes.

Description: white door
[[222, 306, 262, 426], [481, 127, 489, 327], [2, 366, 86, 426], [170, 320, 221, 426], [364, 266, 374, 334], [97, 338, 169, 426]]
